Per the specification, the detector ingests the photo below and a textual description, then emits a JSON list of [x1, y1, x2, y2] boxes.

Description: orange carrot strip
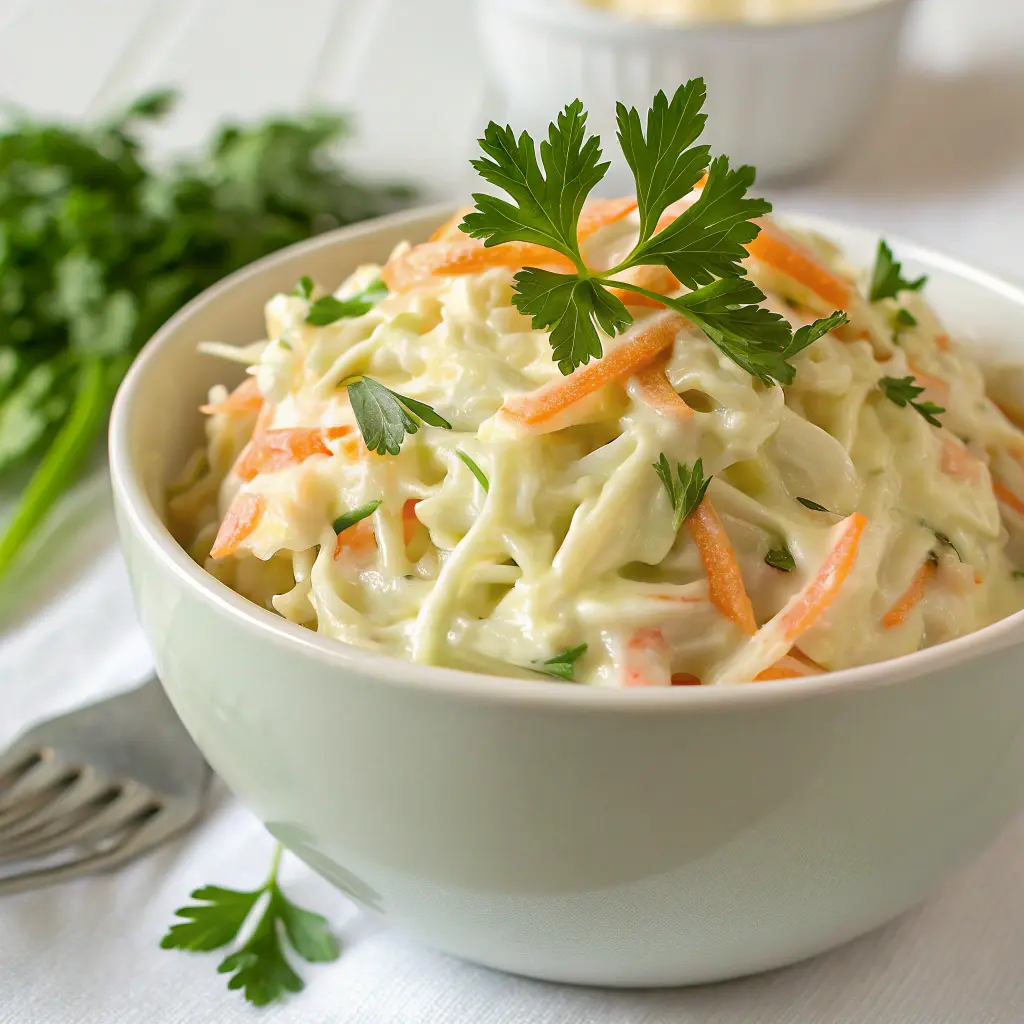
[[671, 672, 702, 686], [403, 498, 422, 545], [779, 513, 867, 644], [428, 207, 473, 242], [200, 377, 263, 416], [686, 498, 757, 635], [334, 518, 376, 559], [940, 437, 982, 483], [609, 264, 680, 308], [623, 627, 671, 687], [745, 221, 855, 311], [501, 312, 688, 427], [382, 238, 574, 291], [210, 493, 266, 559], [236, 427, 340, 482], [994, 479, 1024, 518], [882, 559, 936, 630], [935, 332, 951, 352], [907, 360, 950, 405], [633, 357, 693, 420], [576, 197, 638, 241]]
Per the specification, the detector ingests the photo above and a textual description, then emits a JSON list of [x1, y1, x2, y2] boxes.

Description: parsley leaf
[[797, 497, 833, 513], [654, 453, 712, 531], [765, 546, 795, 572], [460, 100, 604, 264], [332, 499, 381, 536], [539, 643, 588, 681], [895, 308, 917, 328], [346, 377, 452, 455], [879, 375, 945, 427], [784, 310, 850, 360], [1013, 570, 1024, 580], [294, 276, 315, 300], [628, 156, 771, 289], [456, 449, 489, 492], [306, 277, 388, 326], [513, 268, 631, 373], [870, 240, 927, 302], [161, 845, 339, 1007], [615, 81, 710, 243]]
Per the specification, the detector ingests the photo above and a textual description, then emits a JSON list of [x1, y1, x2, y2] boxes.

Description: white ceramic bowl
[[110, 205, 1024, 987], [476, 0, 912, 183]]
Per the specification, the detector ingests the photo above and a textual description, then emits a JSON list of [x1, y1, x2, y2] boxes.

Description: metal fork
[[0, 677, 211, 896]]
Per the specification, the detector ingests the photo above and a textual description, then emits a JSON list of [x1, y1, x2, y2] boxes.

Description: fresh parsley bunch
[[460, 81, 847, 383], [0, 92, 410, 578]]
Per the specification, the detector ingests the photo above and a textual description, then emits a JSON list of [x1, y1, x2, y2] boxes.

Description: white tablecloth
[[3, 0, 1024, 1020]]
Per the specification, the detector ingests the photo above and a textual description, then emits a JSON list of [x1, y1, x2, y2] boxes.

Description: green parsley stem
[[598, 277, 675, 306], [266, 842, 284, 887]]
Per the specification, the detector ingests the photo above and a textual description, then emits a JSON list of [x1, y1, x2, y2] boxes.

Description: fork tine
[[0, 748, 74, 815], [0, 787, 157, 862], [0, 767, 111, 841]]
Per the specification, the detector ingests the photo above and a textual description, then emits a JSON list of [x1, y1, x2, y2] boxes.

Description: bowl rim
[[110, 202, 1024, 713], [478, 0, 912, 38]]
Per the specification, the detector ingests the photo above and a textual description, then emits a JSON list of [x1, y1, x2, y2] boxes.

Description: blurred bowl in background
[[476, 0, 912, 184]]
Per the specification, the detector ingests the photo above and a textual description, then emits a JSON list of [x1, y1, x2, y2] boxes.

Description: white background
[[2, 1, 1024, 1021]]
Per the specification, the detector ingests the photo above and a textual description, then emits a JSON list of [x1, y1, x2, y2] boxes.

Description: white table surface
[[2, 0, 1024, 1021]]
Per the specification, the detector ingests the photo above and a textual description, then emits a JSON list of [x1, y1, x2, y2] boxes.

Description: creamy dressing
[[169, 210, 1024, 686], [583, 0, 887, 23]]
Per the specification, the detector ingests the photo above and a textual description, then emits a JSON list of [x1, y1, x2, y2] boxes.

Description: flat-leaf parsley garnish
[[456, 449, 489, 492], [306, 277, 388, 326], [879, 375, 944, 427], [160, 844, 339, 1007], [539, 643, 588, 681], [654, 453, 712, 531], [870, 240, 927, 303], [797, 497, 834, 513], [765, 546, 796, 572], [460, 80, 846, 384], [346, 376, 452, 455]]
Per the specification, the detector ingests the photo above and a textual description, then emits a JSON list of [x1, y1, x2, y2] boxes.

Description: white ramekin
[[476, 0, 913, 184]]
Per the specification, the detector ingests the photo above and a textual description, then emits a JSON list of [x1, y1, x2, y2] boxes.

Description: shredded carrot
[[935, 332, 951, 352], [671, 672, 702, 686], [236, 426, 349, 482], [334, 518, 376, 559], [994, 479, 1024, 518], [940, 436, 982, 483], [633, 356, 693, 420], [779, 513, 867, 644], [623, 627, 671, 687], [907, 360, 950, 405], [609, 264, 680, 308], [577, 197, 638, 241], [200, 377, 263, 416], [501, 312, 687, 428], [754, 649, 825, 682], [210, 493, 266, 559], [686, 498, 757, 635], [745, 221, 855, 311], [428, 207, 473, 242], [882, 559, 936, 630], [402, 498, 422, 545]]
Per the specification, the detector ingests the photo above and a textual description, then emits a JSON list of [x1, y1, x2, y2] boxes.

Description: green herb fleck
[[332, 499, 381, 536], [539, 643, 588, 681], [797, 497, 833, 513], [654, 453, 712, 532], [870, 240, 927, 302], [306, 278, 388, 326], [346, 377, 451, 456], [456, 449, 489, 492], [294, 276, 315, 300], [1013, 570, 1024, 580], [879, 375, 944, 427], [160, 844, 339, 1007], [765, 546, 796, 572]]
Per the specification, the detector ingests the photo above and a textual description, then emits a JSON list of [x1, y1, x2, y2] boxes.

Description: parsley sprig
[[161, 844, 339, 1007], [879, 375, 944, 427], [460, 81, 846, 383], [345, 376, 451, 455], [654, 453, 712, 531], [304, 277, 388, 326], [870, 240, 927, 302], [539, 643, 588, 681]]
